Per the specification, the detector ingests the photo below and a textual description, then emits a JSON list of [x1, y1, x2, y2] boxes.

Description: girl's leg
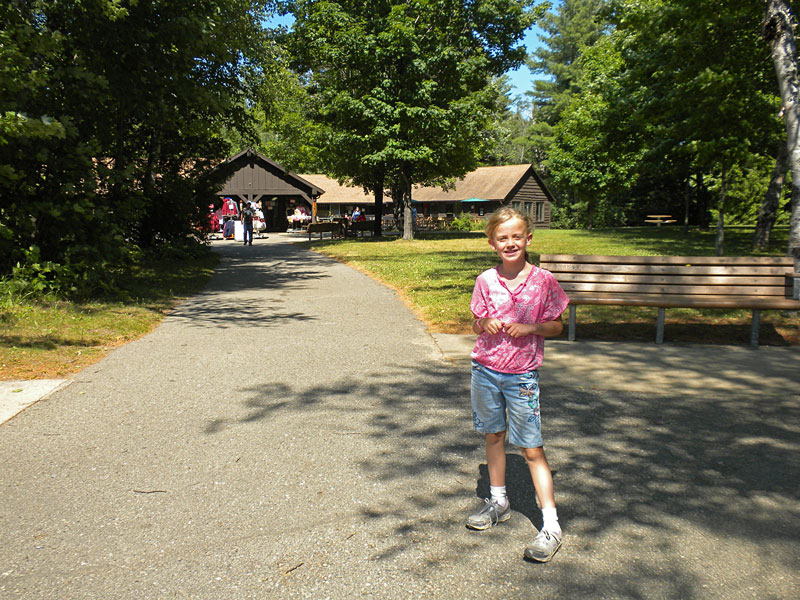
[[521, 446, 563, 561], [520, 446, 555, 509], [485, 431, 507, 487], [466, 431, 510, 530]]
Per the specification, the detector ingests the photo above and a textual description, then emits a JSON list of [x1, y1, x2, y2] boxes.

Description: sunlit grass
[[0, 251, 219, 379]]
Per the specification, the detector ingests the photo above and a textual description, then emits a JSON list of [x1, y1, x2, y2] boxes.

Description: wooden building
[[218, 149, 555, 229], [410, 164, 554, 227], [217, 148, 324, 231], [301, 164, 554, 228]]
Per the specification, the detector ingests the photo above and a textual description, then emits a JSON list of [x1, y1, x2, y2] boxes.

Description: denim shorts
[[470, 360, 542, 449]]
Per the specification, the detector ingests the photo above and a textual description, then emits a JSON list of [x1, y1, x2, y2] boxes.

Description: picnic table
[[645, 214, 677, 226]]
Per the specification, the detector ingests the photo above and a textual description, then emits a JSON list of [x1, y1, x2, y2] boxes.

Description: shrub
[[449, 212, 485, 231]]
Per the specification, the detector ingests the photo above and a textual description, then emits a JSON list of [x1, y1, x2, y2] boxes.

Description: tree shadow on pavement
[[203, 359, 800, 597]]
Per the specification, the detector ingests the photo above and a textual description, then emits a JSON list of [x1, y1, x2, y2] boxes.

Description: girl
[[466, 207, 569, 563]]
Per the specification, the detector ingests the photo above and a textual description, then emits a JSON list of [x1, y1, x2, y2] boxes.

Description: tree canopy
[[1, 0, 276, 295], [4, 0, 800, 299], [533, 0, 797, 256], [288, 0, 546, 238]]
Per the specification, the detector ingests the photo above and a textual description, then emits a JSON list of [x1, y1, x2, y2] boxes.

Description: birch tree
[[764, 0, 800, 284]]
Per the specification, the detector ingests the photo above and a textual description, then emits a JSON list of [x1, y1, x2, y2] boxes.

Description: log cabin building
[[217, 148, 555, 230]]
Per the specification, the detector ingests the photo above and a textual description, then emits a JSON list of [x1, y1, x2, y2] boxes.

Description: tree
[[764, 0, 800, 283], [289, 0, 545, 239], [544, 0, 785, 244], [611, 0, 783, 252], [547, 34, 642, 228], [478, 77, 550, 167], [0, 0, 276, 295], [526, 0, 609, 158]]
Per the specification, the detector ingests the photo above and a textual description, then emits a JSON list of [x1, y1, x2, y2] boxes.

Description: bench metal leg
[[568, 305, 576, 341], [656, 307, 665, 344], [750, 310, 760, 347]]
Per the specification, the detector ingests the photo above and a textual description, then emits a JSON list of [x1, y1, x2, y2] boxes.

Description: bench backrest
[[350, 220, 374, 231], [307, 222, 341, 233], [539, 254, 795, 299]]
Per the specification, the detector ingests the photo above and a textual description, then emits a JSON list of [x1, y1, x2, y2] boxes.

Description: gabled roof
[[412, 164, 534, 202], [296, 164, 554, 205], [224, 148, 325, 197]]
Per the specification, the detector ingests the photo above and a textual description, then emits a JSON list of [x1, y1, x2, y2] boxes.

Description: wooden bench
[[306, 221, 344, 240], [539, 254, 800, 346], [349, 220, 375, 237]]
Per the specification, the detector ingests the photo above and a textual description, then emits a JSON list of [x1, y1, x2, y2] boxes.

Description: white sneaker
[[466, 498, 511, 530], [524, 529, 562, 562]]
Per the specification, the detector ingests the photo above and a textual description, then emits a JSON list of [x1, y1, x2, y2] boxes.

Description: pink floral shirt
[[470, 266, 569, 374]]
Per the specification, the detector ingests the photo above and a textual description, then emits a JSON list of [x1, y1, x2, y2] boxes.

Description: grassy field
[[0, 250, 219, 380], [299, 226, 799, 346]]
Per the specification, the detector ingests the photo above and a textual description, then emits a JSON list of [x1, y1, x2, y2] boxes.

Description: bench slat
[[541, 263, 794, 277], [566, 293, 800, 310], [541, 254, 794, 266], [560, 282, 789, 297], [550, 272, 789, 287]]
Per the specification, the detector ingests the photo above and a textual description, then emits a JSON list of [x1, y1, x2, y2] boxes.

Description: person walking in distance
[[466, 206, 569, 563], [241, 201, 255, 246]]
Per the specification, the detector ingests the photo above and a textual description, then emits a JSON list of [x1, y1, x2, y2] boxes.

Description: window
[[535, 202, 544, 222]]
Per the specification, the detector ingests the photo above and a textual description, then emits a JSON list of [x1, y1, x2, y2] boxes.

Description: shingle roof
[[298, 174, 375, 204], [412, 164, 532, 202], [300, 164, 534, 205]]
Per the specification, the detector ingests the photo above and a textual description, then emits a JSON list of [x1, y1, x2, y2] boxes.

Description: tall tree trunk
[[372, 179, 384, 237], [753, 140, 789, 250], [585, 195, 594, 230], [391, 181, 404, 224], [695, 173, 712, 228], [401, 168, 414, 241], [764, 0, 800, 288], [715, 171, 726, 256], [683, 178, 691, 234]]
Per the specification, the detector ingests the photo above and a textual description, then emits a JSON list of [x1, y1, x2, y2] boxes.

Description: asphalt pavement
[[1, 233, 798, 599]]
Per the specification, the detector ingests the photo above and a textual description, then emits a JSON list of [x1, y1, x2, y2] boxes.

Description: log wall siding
[[508, 173, 552, 228]]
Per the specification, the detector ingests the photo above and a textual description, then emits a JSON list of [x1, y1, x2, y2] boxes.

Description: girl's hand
[[503, 322, 536, 338], [478, 317, 505, 335], [505, 316, 564, 339]]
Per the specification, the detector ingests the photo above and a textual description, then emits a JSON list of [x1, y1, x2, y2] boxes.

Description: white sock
[[541, 507, 561, 535], [490, 485, 508, 507]]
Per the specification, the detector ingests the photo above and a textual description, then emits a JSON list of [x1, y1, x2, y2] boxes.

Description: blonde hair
[[484, 206, 534, 239]]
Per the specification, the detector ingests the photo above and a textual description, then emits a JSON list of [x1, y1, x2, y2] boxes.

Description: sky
[[506, 23, 548, 99], [266, 6, 555, 100]]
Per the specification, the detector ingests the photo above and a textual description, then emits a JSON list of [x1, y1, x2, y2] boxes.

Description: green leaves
[[1, 0, 280, 297], [289, 0, 541, 238]]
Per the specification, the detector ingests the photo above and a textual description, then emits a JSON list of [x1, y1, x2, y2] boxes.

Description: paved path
[[1, 234, 799, 599]]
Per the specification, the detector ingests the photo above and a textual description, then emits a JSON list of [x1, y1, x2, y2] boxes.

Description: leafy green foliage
[[449, 212, 486, 231], [526, 0, 609, 157], [0, 0, 277, 297], [540, 0, 788, 237], [288, 0, 547, 238]]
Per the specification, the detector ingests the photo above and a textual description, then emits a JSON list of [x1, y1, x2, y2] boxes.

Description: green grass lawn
[[0, 250, 219, 380], [298, 226, 799, 346]]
